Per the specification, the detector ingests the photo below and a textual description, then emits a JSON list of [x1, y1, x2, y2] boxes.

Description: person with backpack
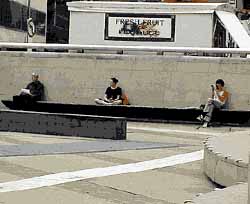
[[95, 77, 125, 105]]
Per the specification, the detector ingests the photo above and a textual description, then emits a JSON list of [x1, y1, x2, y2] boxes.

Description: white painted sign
[[105, 14, 175, 41]]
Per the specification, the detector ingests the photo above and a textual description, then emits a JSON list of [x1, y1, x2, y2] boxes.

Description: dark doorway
[[244, 0, 250, 9], [213, 19, 226, 48]]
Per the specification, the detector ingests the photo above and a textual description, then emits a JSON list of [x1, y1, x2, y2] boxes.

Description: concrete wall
[[1, 51, 250, 110], [0, 0, 47, 43]]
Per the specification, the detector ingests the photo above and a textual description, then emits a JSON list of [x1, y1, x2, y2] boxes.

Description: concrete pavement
[[0, 122, 247, 204], [191, 183, 248, 204]]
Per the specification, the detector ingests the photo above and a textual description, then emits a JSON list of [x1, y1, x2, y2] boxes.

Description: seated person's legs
[[13, 94, 33, 109], [202, 99, 222, 127], [95, 98, 111, 105], [111, 99, 122, 105], [203, 104, 215, 123]]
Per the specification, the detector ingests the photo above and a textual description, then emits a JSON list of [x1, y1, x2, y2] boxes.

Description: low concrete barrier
[[203, 132, 249, 187], [0, 109, 126, 140]]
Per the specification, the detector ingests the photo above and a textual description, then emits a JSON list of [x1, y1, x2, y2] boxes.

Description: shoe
[[196, 115, 203, 121], [199, 104, 205, 110], [202, 122, 208, 128]]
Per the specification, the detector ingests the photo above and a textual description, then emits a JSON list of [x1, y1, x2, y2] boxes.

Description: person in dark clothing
[[95, 77, 123, 105], [13, 73, 44, 108]]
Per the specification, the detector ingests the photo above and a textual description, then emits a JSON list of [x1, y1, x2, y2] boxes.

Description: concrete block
[[0, 110, 126, 140], [214, 159, 238, 187], [204, 135, 249, 187], [203, 147, 217, 181]]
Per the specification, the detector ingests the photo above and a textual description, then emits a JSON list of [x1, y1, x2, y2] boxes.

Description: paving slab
[[0, 140, 191, 157], [190, 183, 247, 204]]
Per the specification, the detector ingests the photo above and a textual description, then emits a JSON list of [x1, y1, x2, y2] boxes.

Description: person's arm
[[114, 88, 122, 100], [104, 94, 110, 102], [104, 87, 111, 102], [114, 94, 120, 100], [20, 83, 32, 95], [211, 85, 215, 98], [30, 83, 43, 97], [25, 82, 31, 90]]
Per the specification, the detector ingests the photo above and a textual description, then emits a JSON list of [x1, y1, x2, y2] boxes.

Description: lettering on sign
[[105, 13, 175, 42]]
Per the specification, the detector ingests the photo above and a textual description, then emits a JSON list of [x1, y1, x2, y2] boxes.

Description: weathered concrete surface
[[1, 52, 250, 109], [203, 131, 250, 187], [0, 27, 45, 43], [0, 122, 243, 204], [191, 183, 248, 204], [0, 140, 190, 156], [0, 109, 126, 140], [249, 154, 250, 204]]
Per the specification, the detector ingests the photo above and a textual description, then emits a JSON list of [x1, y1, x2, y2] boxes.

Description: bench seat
[[2, 100, 250, 126]]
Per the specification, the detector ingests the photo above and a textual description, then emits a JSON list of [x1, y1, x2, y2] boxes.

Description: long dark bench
[[2, 100, 250, 126]]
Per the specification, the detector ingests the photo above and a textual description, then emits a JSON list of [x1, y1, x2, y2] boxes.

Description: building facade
[[0, 0, 47, 43], [0, 0, 249, 44]]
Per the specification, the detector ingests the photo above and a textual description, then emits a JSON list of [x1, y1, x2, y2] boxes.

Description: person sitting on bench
[[13, 72, 44, 107], [197, 79, 229, 128], [95, 77, 123, 105]]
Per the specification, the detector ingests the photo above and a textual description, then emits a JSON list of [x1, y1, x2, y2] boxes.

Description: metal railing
[[0, 42, 250, 57]]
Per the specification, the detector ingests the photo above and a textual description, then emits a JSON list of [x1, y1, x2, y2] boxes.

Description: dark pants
[[13, 94, 36, 110]]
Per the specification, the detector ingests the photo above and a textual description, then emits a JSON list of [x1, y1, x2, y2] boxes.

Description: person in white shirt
[[198, 79, 229, 128]]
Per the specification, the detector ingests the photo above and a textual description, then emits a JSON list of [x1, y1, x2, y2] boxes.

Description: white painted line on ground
[[0, 150, 203, 193], [128, 126, 222, 136]]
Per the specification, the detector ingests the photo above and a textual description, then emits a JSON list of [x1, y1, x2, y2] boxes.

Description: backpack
[[121, 93, 129, 105]]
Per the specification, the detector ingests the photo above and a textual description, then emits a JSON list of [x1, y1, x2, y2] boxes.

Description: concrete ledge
[[203, 132, 249, 187], [0, 109, 127, 140]]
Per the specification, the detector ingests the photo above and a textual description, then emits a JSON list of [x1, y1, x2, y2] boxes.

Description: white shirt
[[213, 90, 225, 105]]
